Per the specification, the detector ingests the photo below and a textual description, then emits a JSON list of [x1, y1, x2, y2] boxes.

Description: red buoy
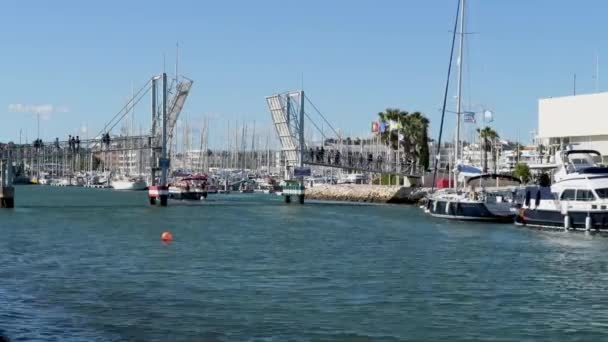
[[161, 231, 173, 242]]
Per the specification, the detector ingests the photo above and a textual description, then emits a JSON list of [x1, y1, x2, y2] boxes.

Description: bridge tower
[[266, 90, 308, 204]]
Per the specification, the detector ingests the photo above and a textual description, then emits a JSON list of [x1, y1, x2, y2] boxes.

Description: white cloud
[[8, 103, 70, 120]]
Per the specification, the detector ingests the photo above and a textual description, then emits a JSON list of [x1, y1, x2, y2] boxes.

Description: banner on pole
[[371, 121, 379, 134], [463, 112, 476, 123], [294, 167, 312, 177]]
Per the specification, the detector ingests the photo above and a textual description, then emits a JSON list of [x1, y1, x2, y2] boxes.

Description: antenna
[[573, 73, 577, 95]]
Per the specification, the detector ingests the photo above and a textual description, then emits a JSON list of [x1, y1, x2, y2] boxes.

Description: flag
[[388, 120, 401, 131], [463, 112, 476, 123], [371, 121, 379, 134], [379, 122, 387, 133]]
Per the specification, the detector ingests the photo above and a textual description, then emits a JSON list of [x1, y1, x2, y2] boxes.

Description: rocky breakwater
[[304, 184, 428, 204]]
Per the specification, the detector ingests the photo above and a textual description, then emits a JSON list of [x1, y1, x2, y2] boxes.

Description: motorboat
[[425, 174, 521, 222], [515, 149, 608, 231], [112, 176, 148, 191], [169, 175, 208, 200]]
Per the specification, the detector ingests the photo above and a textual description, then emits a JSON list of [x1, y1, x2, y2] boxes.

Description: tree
[[377, 108, 430, 172], [476, 126, 499, 173], [513, 163, 531, 184]]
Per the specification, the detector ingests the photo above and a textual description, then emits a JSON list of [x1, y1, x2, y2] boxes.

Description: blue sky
[[1, 0, 607, 145]]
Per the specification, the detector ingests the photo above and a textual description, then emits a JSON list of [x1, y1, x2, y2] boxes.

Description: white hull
[[112, 180, 147, 191]]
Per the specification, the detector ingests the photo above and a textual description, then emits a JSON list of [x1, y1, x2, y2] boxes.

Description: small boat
[[516, 149, 608, 231], [112, 176, 148, 191], [426, 174, 521, 222], [239, 181, 254, 193], [169, 175, 209, 200]]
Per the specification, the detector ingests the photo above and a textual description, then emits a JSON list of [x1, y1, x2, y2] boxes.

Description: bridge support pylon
[[147, 72, 171, 207], [1, 153, 15, 209]]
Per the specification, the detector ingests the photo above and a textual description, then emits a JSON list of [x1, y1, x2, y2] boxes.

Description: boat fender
[[585, 215, 592, 231], [564, 215, 571, 230], [433, 200, 438, 213], [445, 201, 451, 214]]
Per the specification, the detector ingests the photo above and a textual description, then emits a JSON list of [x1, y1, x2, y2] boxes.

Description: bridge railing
[[302, 144, 419, 176]]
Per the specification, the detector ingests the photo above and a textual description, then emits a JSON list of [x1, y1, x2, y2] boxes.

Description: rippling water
[[2, 186, 608, 341]]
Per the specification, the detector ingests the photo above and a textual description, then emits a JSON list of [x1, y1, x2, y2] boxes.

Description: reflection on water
[[2, 186, 608, 341]]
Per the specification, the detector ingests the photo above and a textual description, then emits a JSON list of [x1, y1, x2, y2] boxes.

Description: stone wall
[[304, 184, 427, 204]]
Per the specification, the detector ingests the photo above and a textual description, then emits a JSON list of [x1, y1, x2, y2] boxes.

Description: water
[[2, 186, 608, 341]]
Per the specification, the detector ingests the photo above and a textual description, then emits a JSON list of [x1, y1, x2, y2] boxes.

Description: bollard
[[564, 215, 570, 230], [585, 215, 592, 231]]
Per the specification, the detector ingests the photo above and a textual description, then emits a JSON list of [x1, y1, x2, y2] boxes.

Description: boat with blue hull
[[426, 174, 521, 222], [515, 149, 608, 232]]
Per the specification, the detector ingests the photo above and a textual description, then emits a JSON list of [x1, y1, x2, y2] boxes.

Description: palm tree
[[377, 108, 430, 173], [406, 112, 430, 171], [476, 126, 499, 173]]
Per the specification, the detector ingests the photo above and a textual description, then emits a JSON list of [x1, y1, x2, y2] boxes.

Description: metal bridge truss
[[266, 90, 420, 177]]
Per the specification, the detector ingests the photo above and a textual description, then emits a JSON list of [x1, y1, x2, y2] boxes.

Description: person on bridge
[[75, 136, 80, 152], [68, 135, 72, 151]]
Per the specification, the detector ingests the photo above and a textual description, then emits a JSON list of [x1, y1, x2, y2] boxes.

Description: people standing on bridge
[[320, 146, 325, 163], [309, 148, 314, 162], [71, 136, 76, 153]]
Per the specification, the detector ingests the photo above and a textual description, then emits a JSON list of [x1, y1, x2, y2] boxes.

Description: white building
[[539, 92, 608, 160]]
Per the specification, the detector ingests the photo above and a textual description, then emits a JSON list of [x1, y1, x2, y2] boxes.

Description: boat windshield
[[595, 188, 608, 199], [566, 153, 600, 173]]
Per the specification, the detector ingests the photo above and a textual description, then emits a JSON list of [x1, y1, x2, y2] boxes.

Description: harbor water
[[2, 186, 608, 341]]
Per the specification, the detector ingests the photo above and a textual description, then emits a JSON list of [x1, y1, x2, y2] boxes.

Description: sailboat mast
[[454, 0, 465, 188]]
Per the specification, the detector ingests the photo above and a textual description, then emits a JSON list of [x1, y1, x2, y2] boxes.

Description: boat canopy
[[466, 173, 521, 185], [182, 174, 208, 181], [564, 149, 601, 157]]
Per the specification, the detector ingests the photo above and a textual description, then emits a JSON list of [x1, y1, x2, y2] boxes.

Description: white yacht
[[112, 176, 148, 191], [515, 149, 608, 231]]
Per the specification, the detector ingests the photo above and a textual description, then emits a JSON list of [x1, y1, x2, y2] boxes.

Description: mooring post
[[0, 151, 15, 208]]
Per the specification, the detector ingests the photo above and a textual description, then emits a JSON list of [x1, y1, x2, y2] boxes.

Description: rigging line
[[103, 85, 152, 135], [303, 110, 327, 142], [304, 95, 342, 139], [431, 0, 461, 194], [97, 80, 152, 137]]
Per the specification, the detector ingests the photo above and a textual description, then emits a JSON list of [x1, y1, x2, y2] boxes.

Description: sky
[[1, 0, 608, 146]]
